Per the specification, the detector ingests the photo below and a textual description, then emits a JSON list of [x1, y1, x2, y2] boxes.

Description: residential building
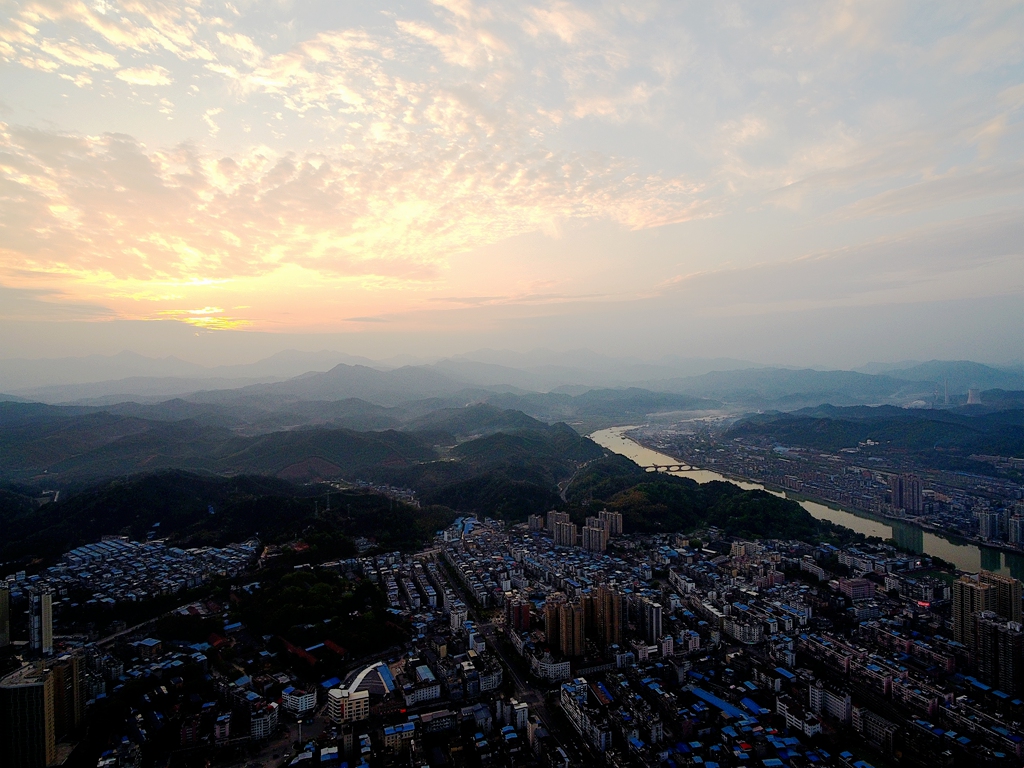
[[979, 511, 1002, 541], [975, 612, 1024, 695], [889, 474, 923, 513], [282, 687, 316, 715], [249, 702, 278, 740], [1009, 516, 1024, 545], [28, 590, 53, 657], [953, 575, 994, 646], [546, 511, 569, 532], [852, 706, 898, 753], [46, 655, 82, 740], [642, 597, 662, 644], [327, 688, 370, 724], [598, 510, 623, 536], [505, 598, 531, 632], [582, 525, 608, 552], [809, 680, 852, 724], [0, 665, 56, 768], [596, 585, 624, 648], [554, 521, 578, 548], [979, 570, 1023, 624], [0, 583, 9, 648], [544, 593, 567, 650], [559, 602, 584, 657], [838, 578, 875, 602]]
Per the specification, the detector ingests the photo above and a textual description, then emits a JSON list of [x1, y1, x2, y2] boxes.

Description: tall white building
[[282, 687, 316, 715], [643, 598, 663, 644], [979, 511, 1002, 541], [29, 590, 53, 656], [327, 688, 370, 723], [249, 702, 278, 740], [1009, 516, 1024, 545]]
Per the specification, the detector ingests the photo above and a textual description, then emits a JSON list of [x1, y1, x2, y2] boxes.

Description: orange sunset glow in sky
[[1, 1, 1023, 364]]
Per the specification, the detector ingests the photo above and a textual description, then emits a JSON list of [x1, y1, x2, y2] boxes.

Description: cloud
[[203, 107, 223, 134], [836, 165, 1024, 219], [116, 64, 171, 85], [8, 0, 216, 62], [0, 123, 707, 291], [1, 0, 1023, 341], [657, 210, 1024, 316], [0, 283, 114, 321], [38, 38, 119, 69], [155, 306, 249, 329]]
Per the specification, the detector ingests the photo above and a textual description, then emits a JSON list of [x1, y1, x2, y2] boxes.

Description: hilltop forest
[[0, 399, 833, 570]]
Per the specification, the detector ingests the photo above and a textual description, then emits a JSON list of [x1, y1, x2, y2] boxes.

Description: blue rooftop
[[689, 688, 747, 720]]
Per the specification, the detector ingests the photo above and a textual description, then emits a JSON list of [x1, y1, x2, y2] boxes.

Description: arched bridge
[[644, 464, 692, 473]]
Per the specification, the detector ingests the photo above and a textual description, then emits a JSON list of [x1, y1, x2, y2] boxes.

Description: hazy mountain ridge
[[0, 399, 603, 488], [12, 375, 289, 404], [0, 414, 439, 485], [2, 348, 767, 405], [402, 403, 550, 437], [881, 360, 1024, 392], [727, 403, 1024, 460], [4, 348, 1019, 410], [0, 349, 385, 392], [184, 363, 962, 412], [0, 387, 719, 438], [0, 394, 621, 535], [639, 367, 937, 407], [445, 349, 763, 386], [187, 363, 480, 407]]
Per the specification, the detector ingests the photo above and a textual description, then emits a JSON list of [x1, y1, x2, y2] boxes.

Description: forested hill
[[0, 406, 435, 484], [565, 455, 856, 544], [0, 472, 457, 566], [0, 403, 610, 563], [0, 401, 597, 486], [0, 395, 872, 564], [371, 420, 604, 520], [727, 404, 1024, 457]]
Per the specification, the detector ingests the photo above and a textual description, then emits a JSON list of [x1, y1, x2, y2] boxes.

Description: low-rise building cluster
[[6, 504, 1024, 768]]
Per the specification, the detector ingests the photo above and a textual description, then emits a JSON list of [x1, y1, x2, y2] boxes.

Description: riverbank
[[634, 433, 1024, 563], [590, 425, 1024, 578]]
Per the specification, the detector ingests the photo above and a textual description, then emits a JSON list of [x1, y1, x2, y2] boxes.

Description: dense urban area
[[5, 493, 1024, 768], [3, 0, 1022, 763], [631, 423, 1024, 552]]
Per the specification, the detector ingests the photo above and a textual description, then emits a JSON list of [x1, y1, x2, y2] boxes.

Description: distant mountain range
[[874, 360, 1024, 393], [0, 349, 381, 392], [0, 400, 607, 531], [727, 402, 1024, 475], [2, 350, 1022, 414], [1, 349, 763, 405], [1, 356, 1021, 565]]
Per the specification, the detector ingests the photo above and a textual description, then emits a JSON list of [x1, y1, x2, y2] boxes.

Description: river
[[591, 426, 1024, 578]]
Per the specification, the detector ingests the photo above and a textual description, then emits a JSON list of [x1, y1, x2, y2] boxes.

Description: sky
[[1, 0, 1023, 366]]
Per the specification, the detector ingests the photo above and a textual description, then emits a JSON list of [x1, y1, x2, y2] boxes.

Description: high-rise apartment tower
[[29, 591, 53, 657], [0, 583, 10, 648], [0, 665, 56, 768]]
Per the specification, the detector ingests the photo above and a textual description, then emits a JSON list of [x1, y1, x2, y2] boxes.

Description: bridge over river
[[590, 425, 1024, 579]]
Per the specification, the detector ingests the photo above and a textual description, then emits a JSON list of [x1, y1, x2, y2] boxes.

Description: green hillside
[[728, 406, 1024, 457], [0, 471, 456, 565], [566, 456, 850, 543], [0, 402, 438, 483]]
